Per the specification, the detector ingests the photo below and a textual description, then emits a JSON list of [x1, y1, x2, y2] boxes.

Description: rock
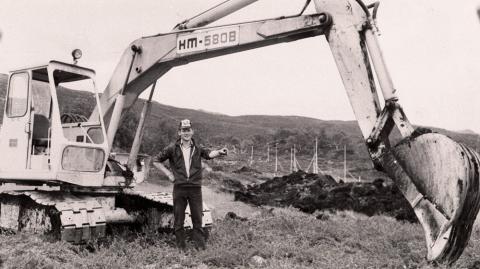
[[233, 166, 260, 174], [316, 213, 330, 221], [250, 255, 267, 267], [372, 178, 385, 189], [224, 212, 248, 221], [222, 178, 246, 193], [195, 263, 209, 269], [467, 260, 480, 269]]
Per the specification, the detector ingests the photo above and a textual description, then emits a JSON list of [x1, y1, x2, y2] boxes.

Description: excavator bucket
[[312, 0, 480, 262], [379, 132, 480, 264]]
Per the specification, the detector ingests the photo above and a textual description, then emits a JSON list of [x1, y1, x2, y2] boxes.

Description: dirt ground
[[143, 167, 416, 223], [133, 179, 259, 220]]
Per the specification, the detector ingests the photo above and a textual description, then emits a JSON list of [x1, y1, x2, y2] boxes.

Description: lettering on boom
[[177, 26, 240, 54]]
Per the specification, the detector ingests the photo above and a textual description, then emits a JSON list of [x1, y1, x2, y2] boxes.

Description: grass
[[2, 207, 480, 268], [1, 161, 479, 268]]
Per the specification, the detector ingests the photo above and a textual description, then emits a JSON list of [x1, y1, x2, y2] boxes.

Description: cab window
[[6, 72, 29, 117]]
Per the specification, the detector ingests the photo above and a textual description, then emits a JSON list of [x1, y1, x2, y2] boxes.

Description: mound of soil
[[233, 166, 261, 175], [234, 170, 417, 222], [221, 178, 247, 193]]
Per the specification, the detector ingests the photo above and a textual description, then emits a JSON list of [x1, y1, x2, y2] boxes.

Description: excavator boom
[[95, 12, 332, 147]]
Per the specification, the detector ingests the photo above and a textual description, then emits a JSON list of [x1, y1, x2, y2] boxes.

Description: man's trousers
[[173, 185, 205, 249]]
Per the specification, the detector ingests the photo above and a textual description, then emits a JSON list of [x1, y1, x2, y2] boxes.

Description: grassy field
[[2, 206, 480, 269], [1, 168, 480, 268], [2, 177, 480, 269]]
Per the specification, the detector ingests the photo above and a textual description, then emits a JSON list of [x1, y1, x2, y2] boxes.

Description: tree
[[240, 138, 254, 151], [230, 136, 241, 148], [253, 134, 267, 146], [317, 129, 330, 149], [331, 132, 347, 150]]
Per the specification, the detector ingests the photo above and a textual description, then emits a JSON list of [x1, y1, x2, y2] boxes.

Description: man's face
[[178, 127, 194, 142]]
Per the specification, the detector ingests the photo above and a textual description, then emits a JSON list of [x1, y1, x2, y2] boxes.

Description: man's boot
[[192, 228, 206, 250], [175, 229, 186, 250]]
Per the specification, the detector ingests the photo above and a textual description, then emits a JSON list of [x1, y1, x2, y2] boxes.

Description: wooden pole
[[343, 144, 347, 182], [290, 147, 293, 173], [295, 158, 302, 171], [293, 144, 297, 172], [306, 156, 314, 172], [275, 143, 278, 175], [249, 145, 254, 166], [267, 144, 270, 162], [314, 137, 318, 174]]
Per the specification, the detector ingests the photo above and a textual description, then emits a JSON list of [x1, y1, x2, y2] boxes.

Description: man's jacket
[[155, 138, 212, 186]]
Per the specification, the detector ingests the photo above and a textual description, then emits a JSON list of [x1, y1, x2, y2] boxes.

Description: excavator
[[0, 0, 478, 265]]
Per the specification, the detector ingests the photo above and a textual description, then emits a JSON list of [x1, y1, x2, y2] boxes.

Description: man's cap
[[178, 119, 192, 130]]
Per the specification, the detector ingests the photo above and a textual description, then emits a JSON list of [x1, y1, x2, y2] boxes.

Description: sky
[[0, 0, 480, 133]]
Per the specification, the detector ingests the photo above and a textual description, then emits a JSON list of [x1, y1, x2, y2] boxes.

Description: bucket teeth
[[378, 133, 480, 264]]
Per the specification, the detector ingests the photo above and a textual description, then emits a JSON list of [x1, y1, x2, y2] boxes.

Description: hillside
[[0, 74, 478, 160]]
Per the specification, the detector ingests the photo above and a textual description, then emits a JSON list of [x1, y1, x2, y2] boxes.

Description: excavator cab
[[0, 61, 110, 187], [0, 64, 211, 242]]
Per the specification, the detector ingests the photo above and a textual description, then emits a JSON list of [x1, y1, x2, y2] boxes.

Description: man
[[154, 119, 227, 250]]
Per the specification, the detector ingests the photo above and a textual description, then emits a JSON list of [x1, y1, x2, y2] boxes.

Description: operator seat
[[32, 114, 50, 147]]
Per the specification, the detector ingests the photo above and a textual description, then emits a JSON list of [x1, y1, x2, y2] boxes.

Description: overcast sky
[[1, 0, 480, 133]]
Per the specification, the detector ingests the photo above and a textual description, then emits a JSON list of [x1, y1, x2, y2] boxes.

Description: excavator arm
[[94, 12, 333, 146], [93, 0, 480, 264]]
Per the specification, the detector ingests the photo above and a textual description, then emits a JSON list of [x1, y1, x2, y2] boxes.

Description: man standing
[[154, 119, 227, 250]]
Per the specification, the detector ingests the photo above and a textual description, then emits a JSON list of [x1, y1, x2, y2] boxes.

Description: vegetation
[[2, 208, 480, 268]]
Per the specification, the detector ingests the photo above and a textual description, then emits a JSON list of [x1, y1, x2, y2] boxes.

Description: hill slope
[[0, 74, 478, 159]]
